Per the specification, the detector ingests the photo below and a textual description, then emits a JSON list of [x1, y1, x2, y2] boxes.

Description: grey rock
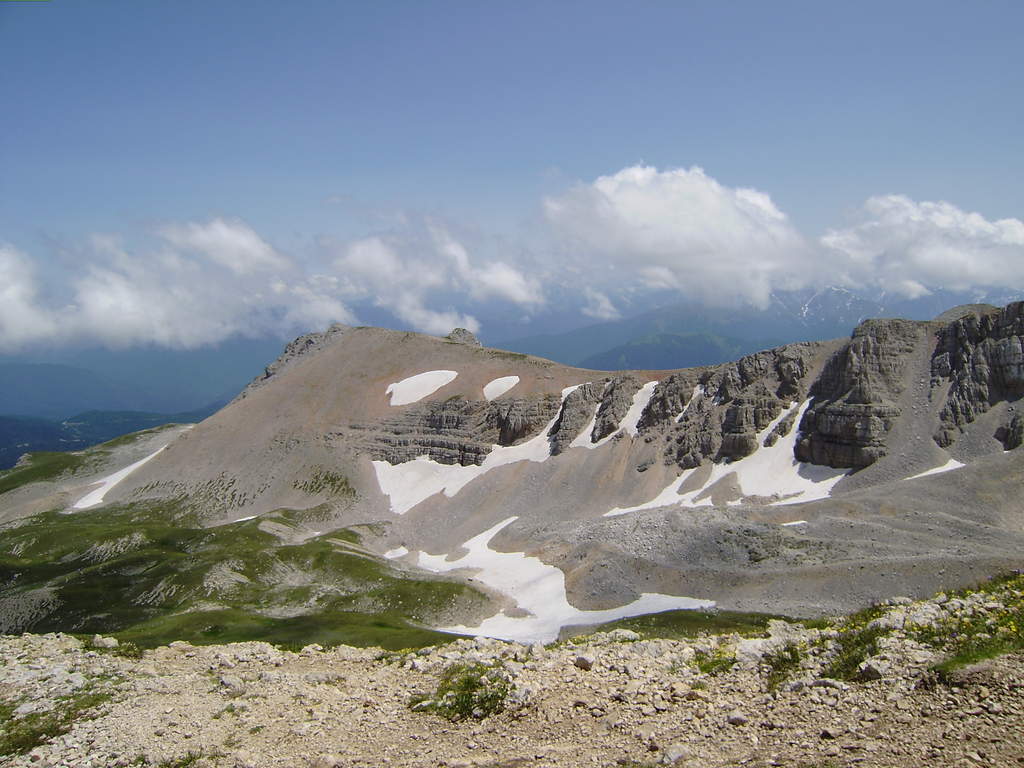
[[446, 327, 482, 346], [796, 319, 923, 468], [90, 635, 119, 649], [726, 710, 749, 725], [932, 302, 1024, 447], [592, 376, 643, 442], [574, 654, 595, 671]]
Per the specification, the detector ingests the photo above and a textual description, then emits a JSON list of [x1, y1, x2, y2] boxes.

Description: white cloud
[[544, 165, 814, 308], [821, 195, 1024, 297], [0, 246, 60, 349], [581, 287, 621, 320], [159, 218, 289, 274], [332, 225, 543, 336]]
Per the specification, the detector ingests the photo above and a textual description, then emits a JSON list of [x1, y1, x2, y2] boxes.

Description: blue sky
[[1, 0, 1022, 348]]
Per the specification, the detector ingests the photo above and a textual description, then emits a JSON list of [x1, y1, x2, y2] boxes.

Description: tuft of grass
[[0, 452, 88, 496], [763, 641, 803, 691], [409, 662, 512, 721], [822, 624, 887, 681], [693, 648, 736, 676], [0, 688, 111, 757]]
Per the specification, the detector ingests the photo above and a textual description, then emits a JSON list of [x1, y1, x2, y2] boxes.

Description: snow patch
[[620, 380, 658, 436], [372, 386, 580, 514], [675, 384, 705, 422], [71, 447, 166, 511], [605, 400, 848, 516], [418, 517, 713, 643], [386, 370, 458, 406], [483, 375, 520, 401], [781, 520, 807, 527], [908, 458, 965, 480], [384, 546, 409, 559]]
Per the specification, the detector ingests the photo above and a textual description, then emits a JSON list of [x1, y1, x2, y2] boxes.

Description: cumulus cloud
[[821, 195, 1024, 297], [544, 165, 815, 308], [0, 246, 60, 347], [159, 218, 289, 274], [332, 225, 544, 336]]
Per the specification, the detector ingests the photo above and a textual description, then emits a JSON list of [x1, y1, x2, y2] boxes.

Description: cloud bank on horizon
[[2, 165, 1023, 351]]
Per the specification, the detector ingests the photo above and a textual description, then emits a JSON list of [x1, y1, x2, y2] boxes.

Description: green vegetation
[[0, 502, 486, 651], [819, 603, 889, 681], [763, 641, 804, 691], [693, 647, 736, 676], [910, 572, 1024, 676], [0, 451, 88, 495], [0, 687, 111, 757], [293, 467, 356, 498], [409, 662, 512, 721], [576, 608, 786, 641]]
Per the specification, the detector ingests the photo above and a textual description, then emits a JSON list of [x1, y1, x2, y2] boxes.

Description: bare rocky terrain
[[2, 575, 1023, 768]]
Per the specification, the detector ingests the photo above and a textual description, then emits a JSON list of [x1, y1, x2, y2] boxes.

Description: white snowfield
[[483, 375, 520, 401], [908, 458, 965, 480], [606, 399, 848, 517], [71, 446, 167, 511], [384, 546, 409, 559], [418, 516, 714, 643], [385, 370, 458, 406], [372, 385, 581, 514]]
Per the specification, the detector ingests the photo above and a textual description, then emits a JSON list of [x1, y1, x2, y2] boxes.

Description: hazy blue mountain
[[0, 403, 222, 470], [0, 337, 283, 419], [501, 287, 1024, 366], [578, 332, 772, 371]]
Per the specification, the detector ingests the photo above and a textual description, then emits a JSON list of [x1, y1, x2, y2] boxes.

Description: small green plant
[[693, 648, 736, 676], [409, 662, 512, 721], [812, 601, 891, 682], [764, 641, 803, 691], [0, 688, 111, 757], [154, 752, 206, 768]]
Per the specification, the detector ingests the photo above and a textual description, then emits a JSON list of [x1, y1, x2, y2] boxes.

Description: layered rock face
[[795, 319, 923, 468], [348, 395, 562, 466], [932, 301, 1024, 449], [640, 343, 824, 469]]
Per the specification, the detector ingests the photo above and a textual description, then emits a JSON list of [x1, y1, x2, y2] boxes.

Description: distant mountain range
[[0, 404, 222, 469], [498, 287, 1022, 367]]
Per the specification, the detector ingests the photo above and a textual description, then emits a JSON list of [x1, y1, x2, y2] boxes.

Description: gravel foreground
[[2, 587, 1023, 768]]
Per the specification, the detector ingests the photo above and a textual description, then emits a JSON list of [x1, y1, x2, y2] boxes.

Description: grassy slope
[[0, 502, 483, 651]]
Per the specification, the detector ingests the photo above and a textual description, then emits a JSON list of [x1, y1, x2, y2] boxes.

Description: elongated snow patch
[[386, 370, 458, 406], [908, 458, 965, 480], [483, 375, 520, 401], [606, 399, 848, 516], [418, 517, 713, 643], [372, 385, 580, 514], [71, 446, 166, 511]]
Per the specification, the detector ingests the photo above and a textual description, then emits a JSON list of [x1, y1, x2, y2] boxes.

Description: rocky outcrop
[[654, 344, 821, 468], [235, 323, 351, 401], [548, 382, 606, 455], [347, 395, 562, 466], [932, 302, 1024, 447], [796, 319, 922, 468], [592, 376, 643, 442], [446, 328, 482, 346]]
